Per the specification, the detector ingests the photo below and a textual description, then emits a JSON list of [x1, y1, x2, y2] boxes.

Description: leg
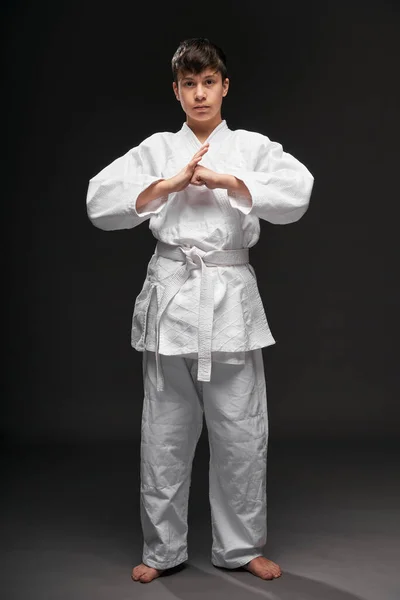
[[203, 349, 271, 569], [137, 351, 203, 573]]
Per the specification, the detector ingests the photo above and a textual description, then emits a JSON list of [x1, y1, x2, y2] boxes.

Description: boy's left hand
[[190, 165, 221, 189]]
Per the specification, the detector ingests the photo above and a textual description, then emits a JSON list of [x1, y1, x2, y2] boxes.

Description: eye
[[206, 79, 215, 85], [184, 81, 194, 87]]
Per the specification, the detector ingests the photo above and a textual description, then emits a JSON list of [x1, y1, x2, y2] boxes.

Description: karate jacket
[[86, 120, 314, 363]]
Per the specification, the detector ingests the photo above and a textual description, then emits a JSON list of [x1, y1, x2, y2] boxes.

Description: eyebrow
[[181, 72, 218, 81]]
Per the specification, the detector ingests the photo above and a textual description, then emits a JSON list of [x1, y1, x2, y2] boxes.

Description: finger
[[189, 157, 203, 169], [191, 151, 207, 164], [193, 144, 209, 159]]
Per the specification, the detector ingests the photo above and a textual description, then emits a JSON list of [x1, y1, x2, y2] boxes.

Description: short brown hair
[[171, 38, 228, 83]]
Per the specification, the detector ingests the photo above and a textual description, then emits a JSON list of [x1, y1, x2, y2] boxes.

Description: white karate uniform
[[141, 349, 268, 570], [86, 119, 314, 568]]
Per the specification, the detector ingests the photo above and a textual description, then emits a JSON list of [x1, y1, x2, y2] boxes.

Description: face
[[172, 69, 229, 123]]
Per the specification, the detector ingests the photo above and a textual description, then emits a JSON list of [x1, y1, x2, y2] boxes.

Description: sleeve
[[86, 134, 169, 231], [226, 134, 314, 225]]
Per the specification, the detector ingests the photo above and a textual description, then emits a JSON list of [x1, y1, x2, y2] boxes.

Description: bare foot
[[131, 562, 164, 583], [243, 556, 282, 580]]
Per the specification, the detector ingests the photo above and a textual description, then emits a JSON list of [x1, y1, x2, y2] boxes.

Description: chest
[[161, 135, 249, 179]]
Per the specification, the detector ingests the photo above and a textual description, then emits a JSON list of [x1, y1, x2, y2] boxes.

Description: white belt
[[154, 241, 249, 391]]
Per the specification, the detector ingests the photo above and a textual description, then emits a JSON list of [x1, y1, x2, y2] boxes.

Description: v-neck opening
[[182, 120, 228, 149]]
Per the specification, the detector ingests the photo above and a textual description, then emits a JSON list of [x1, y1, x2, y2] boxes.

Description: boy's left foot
[[243, 556, 282, 580], [131, 563, 164, 583]]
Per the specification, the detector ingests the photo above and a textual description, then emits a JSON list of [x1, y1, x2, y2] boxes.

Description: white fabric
[[86, 120, 314, 360], [140, 349, 268, 570], [153, 242, 250, 390]]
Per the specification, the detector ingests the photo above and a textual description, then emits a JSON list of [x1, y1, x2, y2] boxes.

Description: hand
[[192, 171, 252, 202], [190, 165, 221, 189], [166, 143, 209, 193]]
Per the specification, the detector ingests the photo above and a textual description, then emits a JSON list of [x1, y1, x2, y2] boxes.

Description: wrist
[[220, 174, 252, 202], [217, 173, 235, 190]]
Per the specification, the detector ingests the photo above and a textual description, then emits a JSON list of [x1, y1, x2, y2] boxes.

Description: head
[[172, 38, 229, 124]]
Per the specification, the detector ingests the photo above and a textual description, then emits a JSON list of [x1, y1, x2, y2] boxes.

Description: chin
[[191, 111, 215, 121]]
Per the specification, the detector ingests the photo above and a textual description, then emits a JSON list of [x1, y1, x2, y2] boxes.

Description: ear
[[222, 77, 229, 97], [172, 81, 180, 101]]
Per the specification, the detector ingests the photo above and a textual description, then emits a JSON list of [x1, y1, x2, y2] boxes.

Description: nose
[[194, 84, 206, 100]]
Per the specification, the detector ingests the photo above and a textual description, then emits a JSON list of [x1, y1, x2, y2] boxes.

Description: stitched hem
[[212, 553, 263, 570], [142, 554, 188, 570]]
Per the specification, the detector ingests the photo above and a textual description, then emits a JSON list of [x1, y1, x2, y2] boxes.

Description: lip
[[194, 106, 209, 110]]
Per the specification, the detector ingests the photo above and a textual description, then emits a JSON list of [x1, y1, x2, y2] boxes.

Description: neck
[[186, 114, 223, 143]]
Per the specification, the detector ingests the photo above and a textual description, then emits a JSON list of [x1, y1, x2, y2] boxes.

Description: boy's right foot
[[131, 563, 164, 583]]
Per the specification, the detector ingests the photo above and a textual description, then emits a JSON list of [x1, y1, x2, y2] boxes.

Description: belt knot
[[180, 246, 207, 270]]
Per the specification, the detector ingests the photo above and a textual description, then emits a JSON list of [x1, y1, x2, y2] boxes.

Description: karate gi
[[86, 119, 314, 569]]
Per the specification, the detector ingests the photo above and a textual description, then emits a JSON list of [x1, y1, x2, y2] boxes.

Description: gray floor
[[1, 436, 399, 600]]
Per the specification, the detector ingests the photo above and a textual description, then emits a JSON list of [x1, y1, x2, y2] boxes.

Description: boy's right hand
[[166, 143, 209, 193]]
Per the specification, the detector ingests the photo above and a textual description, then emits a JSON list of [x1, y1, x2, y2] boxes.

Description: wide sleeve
[[226, 133, 314, 225], [86, 134, 169, 231]]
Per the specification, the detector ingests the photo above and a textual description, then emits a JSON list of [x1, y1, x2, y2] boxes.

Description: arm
[[218, 135, 314, 225], [136, 179, 171, 213], [217, 174, 252, 206], [86, 136, 209, 231], [86, 135, 169, 231]]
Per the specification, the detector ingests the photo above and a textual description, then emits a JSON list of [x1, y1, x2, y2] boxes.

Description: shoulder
[[138, 130, 175, 151], [229, 128, 273, 149]]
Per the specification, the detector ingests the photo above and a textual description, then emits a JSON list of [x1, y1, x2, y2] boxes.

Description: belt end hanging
[[155, 349, 165, 392], [197, 356, 212, 383]]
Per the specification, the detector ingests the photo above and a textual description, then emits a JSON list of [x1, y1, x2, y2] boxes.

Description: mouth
[[194, 106, 209, 110]]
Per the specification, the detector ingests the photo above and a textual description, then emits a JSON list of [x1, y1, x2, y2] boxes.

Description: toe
[[273, 571, 281, 578], [273, 565, 282, 577], [262, 571, 274, 580], [132, 566, 146, 581]]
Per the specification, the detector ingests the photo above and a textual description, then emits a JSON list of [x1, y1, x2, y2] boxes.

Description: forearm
[[136, 179, 171, 213], [218, 174, 252, 202], [218, 163, 313, 223]]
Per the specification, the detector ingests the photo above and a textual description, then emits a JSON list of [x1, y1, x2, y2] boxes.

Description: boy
[[86, 38, 314, 584]]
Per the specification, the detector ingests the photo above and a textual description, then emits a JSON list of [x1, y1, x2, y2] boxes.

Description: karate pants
[[139, 349, 269, 570]]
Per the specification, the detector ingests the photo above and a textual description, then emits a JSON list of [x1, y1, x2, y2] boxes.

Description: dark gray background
[[3, 3, 400, 599], [4, 0, 400, 445]]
